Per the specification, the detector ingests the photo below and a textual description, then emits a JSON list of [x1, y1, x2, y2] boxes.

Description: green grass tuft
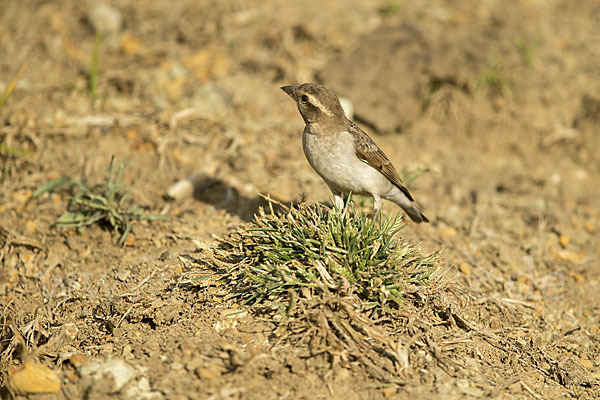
[[34, 156, 166, 245], [515, 35, 541, 67], [475, 62, 512, 95], [378, 0, 402, 17], [400, 167, 430, 186], [209, 199, 437, 318], [0, 145, 35, 157]]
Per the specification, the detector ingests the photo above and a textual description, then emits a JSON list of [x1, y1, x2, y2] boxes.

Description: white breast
[[302, 128, 392, 195]]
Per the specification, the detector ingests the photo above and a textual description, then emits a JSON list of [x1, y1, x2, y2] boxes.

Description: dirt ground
[[1, 0, 599, 398]]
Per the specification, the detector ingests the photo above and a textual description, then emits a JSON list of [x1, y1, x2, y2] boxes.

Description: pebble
[[88, 2, 122, 34], [558, 234, 570, 248], [584, 222, 596, 233], [116, 269, 131, 282], [61, 323, 79, 341], [6, 362, 61, 395], [458, 262, 471, 275], [166, 179, 194, 201], [79, 358, 136, 393], [69, 353, 88, 368]]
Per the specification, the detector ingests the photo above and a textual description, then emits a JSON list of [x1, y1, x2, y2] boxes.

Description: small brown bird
[[281, 83, 429, 223]]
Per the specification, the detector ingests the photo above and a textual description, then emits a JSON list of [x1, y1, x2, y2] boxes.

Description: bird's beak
[[280, 85, 298, 101]]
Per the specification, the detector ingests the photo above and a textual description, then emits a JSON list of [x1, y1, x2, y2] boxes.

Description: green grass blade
[[32, 177, 72, 198], [89, 31, 101, 99]]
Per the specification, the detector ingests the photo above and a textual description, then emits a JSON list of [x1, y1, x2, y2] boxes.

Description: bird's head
[[281, 83, 346, 125]]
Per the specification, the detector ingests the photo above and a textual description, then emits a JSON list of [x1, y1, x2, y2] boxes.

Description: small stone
[[554, 250, 585, 263], [62, 323, 79, 341], [26, 220, 36, 233], [6, 362, 61, 394], [121, 32, 142, 55], [170, 361, 183, 371], [12, 189, 32, 204], [440, 227, 458, 237], [116, 269, 131, 282], [559, 234, 570, 248], [166, 177, 195, 200], [69, 353, 88, 368], [571, 272, 585, 283], [584, 222, 596, 233], [458, 263, 471, 275], [79, 358, 136, 393], [122, 344, 133, 359], [137, 377, 151, 392], [88, 2, 122, 35], [124, 234, 136, 247]]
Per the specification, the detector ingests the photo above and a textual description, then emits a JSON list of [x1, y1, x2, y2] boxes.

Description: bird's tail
[[388, 191, 429, 223]]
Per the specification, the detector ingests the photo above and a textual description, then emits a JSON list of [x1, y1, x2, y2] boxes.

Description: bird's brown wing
[[349, 121, 414, 201]]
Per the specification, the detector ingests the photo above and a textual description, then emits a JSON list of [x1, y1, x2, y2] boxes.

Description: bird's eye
[[300, 94, 309, 103]]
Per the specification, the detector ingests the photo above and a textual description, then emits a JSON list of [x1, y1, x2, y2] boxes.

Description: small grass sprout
[[475, 61, 512, 95], [34, 156, 166, 245], [89, 31, 101, 99], [378, 0, 402, 17], [515, 35, 541, 67]]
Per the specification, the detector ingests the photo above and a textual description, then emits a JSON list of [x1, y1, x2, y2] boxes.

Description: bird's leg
[[372, 193, 382, 221], [331, 190, 345, 210]]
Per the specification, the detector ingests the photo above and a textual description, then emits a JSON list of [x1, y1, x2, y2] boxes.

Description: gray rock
[[88, 2, 123, 35]]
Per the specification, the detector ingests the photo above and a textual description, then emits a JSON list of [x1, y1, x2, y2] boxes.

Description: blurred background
[[1, 0, 599, 398], [1, 0, 599, 219]]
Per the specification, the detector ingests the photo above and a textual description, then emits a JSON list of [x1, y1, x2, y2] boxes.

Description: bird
[[281, 83, 429, 223]]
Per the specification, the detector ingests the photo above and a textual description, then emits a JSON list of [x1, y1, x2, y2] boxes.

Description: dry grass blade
[[0, 64, 33, 158], [0, 64, 26, 110], [89, 32, 101, 99]]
